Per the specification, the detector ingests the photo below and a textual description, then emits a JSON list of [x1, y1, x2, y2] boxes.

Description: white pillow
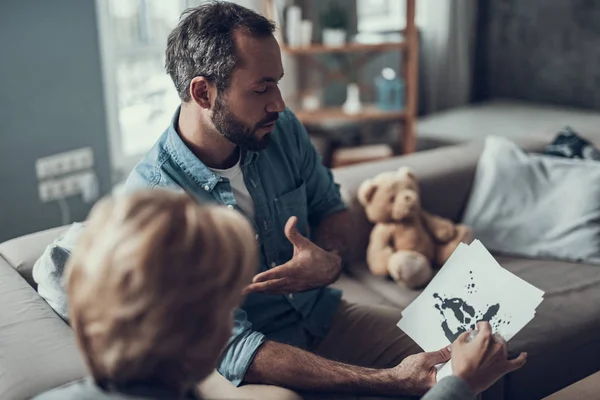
[[462, 136, 600, 264], [32, 222, 85, 321]]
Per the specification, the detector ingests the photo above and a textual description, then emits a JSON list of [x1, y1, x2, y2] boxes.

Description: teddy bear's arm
[[366, 224, 396, 276], [421, 210, 457, 243]]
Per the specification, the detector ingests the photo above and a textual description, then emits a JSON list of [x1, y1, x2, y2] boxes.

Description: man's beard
[[212, 95, 278, 151]]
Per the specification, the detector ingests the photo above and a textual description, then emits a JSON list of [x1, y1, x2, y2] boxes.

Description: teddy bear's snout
[[400, 191, 418, 207], [391, 190, 420, 220]]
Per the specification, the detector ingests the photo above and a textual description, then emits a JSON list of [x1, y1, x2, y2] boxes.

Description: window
[[357, 0, 406, 33], [96, 0, 206, 180], [356, 0, 428, 33]]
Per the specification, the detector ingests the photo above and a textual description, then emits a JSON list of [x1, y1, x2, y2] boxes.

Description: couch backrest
[[332, 137, 550, 264], [0, 225, 70, 288]]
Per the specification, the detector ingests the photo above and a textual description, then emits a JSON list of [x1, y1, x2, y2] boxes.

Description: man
[[124, 2, 526, 399], [33, 190, 260, 400]]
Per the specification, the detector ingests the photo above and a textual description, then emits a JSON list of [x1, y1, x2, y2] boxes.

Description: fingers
[[243, 278, 288, 295], [506, 352, 528, 372], [284, 216, 310, 248], [252, 264, 293, 283], [428, 346, 451, 365], [494, 334, 508, 358], [477, 321, 492, 336], [473, 322, 493, 348], [455, 330, 471, 344]]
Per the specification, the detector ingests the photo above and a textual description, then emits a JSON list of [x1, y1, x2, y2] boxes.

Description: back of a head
[[165, 0, 276, 101], [66, 190, 257, 392]]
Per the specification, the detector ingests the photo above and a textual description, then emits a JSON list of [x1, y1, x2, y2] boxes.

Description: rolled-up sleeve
[[289, 112, 347, 225], [217, 308, 266, 386]]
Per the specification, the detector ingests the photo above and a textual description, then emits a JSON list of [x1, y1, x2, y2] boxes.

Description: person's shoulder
[[123, 131, 180, 193]]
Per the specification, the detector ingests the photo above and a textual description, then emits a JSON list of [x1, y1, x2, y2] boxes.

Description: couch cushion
[[463, 136, 600, 266], [345, 262, 421, 309], [0, 225, 69, 288], [331, 272, 397, 308], [495, 255, 600, 399], [0, 257, 85, 400]]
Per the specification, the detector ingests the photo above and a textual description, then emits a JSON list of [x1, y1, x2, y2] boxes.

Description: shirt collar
[[166, 106, 258, 192]]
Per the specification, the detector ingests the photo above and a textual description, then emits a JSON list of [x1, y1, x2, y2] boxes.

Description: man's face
[[211, 31, 285, 151]]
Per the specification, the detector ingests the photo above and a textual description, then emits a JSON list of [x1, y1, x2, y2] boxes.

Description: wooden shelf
[[281, 41, 407, 55], [262, 0, 418, 155], [295, 106, 405, 125]]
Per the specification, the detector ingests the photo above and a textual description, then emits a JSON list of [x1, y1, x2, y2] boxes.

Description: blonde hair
[[66, 190, 257, 391]]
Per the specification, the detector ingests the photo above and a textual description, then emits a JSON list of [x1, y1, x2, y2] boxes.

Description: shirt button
[[227, 205, 234, 210], [270, 262, 276, 268], [203, 184, 210, 191], [287, 294, 294, 300]]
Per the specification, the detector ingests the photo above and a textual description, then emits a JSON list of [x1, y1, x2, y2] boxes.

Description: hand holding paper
[[397, 240, 543, 383]]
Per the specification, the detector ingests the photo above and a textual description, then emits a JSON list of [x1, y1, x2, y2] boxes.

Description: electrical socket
[[36, 147, 94, 180], [38, 171, 99, 203]]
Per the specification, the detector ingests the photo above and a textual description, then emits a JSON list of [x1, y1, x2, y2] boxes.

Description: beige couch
[[2, 138, 600, 400]]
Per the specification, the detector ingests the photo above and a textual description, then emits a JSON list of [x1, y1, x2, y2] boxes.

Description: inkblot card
[[396, 240, 544, 382]]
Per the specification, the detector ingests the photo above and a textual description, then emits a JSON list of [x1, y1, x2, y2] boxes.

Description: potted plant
[[320, 1, 348, 46]]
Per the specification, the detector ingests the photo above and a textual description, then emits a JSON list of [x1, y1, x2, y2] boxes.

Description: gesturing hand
[[451, 322, 527, 395], [243, 216, 342, 295], [390, 346, 451, 396]]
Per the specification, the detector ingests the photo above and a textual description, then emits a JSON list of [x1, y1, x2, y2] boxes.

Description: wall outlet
[[38, 171, 100, 203], [36, 147, 94, 180]]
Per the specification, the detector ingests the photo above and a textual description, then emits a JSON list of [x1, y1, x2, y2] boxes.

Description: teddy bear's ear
[[357, 179, 378, 206], [397, 166, 416, 181]]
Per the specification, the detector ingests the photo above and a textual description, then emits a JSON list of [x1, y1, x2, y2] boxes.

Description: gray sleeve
[[421, 376, 476, 400]]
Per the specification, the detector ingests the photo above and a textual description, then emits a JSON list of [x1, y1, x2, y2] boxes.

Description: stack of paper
[[397, 240, 544, 381]]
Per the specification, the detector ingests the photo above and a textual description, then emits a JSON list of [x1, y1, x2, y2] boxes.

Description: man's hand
[[389, 346, 451, 396], [243, 216, 342, 295], [451, 321, 527, 394]]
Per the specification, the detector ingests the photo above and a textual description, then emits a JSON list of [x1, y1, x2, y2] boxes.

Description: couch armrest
[[0, 225, 70, 288], [0, 258, 85, 400]]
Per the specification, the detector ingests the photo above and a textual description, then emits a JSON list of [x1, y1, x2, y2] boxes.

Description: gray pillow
[[462, 136, 600, 265], [32, 222, 85, 321]]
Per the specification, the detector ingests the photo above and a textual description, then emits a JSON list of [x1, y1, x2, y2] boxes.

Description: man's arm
[[245, 341, 404, 396], [312, 209, 353, 280]]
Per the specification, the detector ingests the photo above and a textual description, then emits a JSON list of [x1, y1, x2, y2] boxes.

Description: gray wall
[[0, 0, 112, 242], [475, 0, 600, 109]]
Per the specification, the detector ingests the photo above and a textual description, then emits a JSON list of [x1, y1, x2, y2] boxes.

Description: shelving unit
[[295, 106, 406, 125], [280, 42, 407, 55], [263, 0, 419, 155]]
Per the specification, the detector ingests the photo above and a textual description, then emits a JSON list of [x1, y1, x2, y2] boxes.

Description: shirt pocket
[[273, 181, 310, 262]]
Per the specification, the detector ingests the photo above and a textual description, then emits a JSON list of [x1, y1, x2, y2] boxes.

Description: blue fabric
[[124, 106, 346, 386]]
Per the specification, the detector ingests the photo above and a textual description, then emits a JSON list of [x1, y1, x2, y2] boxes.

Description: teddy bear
[[357, 166, 473, 289]]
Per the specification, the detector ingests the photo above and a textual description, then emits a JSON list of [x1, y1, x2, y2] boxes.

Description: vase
[[322, 28, 346, 46], [342, 83, 362, 115]]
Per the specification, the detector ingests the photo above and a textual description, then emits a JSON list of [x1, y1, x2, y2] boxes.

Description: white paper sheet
[[396, 240, 544, 382]]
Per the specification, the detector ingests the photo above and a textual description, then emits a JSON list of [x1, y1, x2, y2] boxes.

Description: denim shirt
[[125, 107, 346, 386]]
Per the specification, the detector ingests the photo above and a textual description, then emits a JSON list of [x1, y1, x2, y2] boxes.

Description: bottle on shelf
[[375, 67, 405, 111]]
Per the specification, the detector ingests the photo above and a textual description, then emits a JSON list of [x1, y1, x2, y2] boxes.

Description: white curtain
[[418, 0, 477, 114]]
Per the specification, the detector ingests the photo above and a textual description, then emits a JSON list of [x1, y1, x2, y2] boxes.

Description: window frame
[[95, 0, 195, 183]]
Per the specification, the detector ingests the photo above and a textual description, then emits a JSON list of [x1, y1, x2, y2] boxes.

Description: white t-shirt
[[208, 154, 255, 218]]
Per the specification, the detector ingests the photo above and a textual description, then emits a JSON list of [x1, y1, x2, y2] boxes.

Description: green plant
[[320, 1, 348, 30]]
